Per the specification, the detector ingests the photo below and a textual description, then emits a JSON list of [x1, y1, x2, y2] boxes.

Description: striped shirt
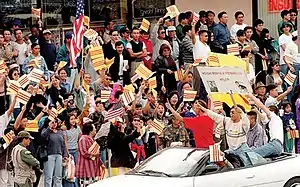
[[181, 35, 194, 64]]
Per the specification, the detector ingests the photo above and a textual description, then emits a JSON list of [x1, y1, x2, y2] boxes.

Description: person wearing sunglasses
[[289, 9, 298, 31]]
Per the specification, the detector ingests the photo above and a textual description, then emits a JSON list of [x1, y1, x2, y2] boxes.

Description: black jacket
[[109, 50, 130, 85], [107, 124, 140, 168]]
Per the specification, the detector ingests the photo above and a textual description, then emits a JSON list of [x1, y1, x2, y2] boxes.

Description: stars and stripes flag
[[284, 71, 297, 86], [29, 68, 43, 83], [18, 74, 30, 88], [149, 119, 165, 135], [70, 0, 85, 67], [104, 107, 125, 122], [88, 141, 100, 155], [183, 90, 197, 102], [17, 90, 32, 104], [121, 91, 135, 106], [209, 142, 224, 162], [227, 43, 240, 56], [7, 81, 21, 94], [101, 90, 111, 102], [25, 120, 39, 132]]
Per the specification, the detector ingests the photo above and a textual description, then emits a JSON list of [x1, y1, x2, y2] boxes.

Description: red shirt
[[184, 116, 214, 148]]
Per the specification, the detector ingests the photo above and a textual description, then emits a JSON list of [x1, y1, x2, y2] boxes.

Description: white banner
[[197, 67, 252, 95]]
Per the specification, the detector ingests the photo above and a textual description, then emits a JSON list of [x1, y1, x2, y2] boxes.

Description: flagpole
[[229, 90, 237, 108]]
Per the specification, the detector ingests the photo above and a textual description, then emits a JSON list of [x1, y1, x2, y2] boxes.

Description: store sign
[[268, 0, 300, 12]]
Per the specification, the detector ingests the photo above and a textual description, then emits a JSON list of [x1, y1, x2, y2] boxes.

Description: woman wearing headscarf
[[153, 44, 178, 93]]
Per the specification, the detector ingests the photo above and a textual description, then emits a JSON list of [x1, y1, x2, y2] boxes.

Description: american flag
[[104, 107, 125, 122], [101, 90, 111, 102], [209, 142, 224, 162], [70, 0, 85, 67]]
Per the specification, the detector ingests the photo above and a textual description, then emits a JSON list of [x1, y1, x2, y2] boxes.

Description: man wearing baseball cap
[[41, 29, 57, 71], [11, 131, 40, 187]]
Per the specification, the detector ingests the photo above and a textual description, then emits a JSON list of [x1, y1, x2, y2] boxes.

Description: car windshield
[[129, 148, 207, 177]]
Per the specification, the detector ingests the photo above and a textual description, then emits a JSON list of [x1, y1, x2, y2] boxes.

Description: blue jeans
[[252, 139, 283, 158], [101, 149, 107, 167], [68, 149, 78, 163], [44, 154, 63, 187]]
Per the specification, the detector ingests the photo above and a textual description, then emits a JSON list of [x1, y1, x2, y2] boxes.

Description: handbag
[[37, 145, 48, 162]]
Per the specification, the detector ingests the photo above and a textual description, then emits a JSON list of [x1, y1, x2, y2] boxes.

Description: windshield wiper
[[136, 170, 172, 177]]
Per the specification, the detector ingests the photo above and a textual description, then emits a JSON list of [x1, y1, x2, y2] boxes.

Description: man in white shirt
[[192, 28, 211, 62], [284, 35, 300, 84], [230, 11, 247, 40], [265, 84, 292, 107], [14, 29, 30, 68], [249, 94, 284, 158], [279, 22, 293, 74]]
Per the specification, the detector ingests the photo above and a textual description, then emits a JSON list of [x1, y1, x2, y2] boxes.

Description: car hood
[[88, 174, 193, 187]]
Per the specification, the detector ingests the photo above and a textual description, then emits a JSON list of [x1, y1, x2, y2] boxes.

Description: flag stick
[[229, 90, 237, 108], [161, 74, 164, 87]]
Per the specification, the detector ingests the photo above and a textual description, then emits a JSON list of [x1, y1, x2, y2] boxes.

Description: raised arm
[[248, 93, 270, 116], [276, 86, 292, 102]]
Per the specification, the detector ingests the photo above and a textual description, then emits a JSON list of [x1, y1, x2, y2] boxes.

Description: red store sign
[[268, 0, 300, 12]]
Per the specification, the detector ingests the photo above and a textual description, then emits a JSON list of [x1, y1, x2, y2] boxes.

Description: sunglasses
[[291, 14, 297, 16], [13, 72, 20, 76], [133, 119, 140, 122]]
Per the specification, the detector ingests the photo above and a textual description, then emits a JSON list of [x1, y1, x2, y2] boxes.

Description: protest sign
[[197, 67, 252, 95]]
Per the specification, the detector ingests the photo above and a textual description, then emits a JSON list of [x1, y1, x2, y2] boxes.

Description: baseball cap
[[17, 131, 34, 139], [43, 29, 51, 35], [65, 32, 73, 39], [120, 27, 130, 34], [167, 26, 176, 32]]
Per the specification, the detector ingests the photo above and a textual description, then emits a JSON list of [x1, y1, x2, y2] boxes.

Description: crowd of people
[[0, 6, 299, 187]]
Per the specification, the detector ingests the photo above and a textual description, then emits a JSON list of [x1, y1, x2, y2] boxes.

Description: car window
[[130, 148, 207, 177]]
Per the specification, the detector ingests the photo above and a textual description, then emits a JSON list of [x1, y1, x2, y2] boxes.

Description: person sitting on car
[[197, 103, 250, 150], [248, 94, 284, 158]]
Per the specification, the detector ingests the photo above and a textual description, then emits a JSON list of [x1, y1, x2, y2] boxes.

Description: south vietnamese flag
[[184, 116, 214, 148]]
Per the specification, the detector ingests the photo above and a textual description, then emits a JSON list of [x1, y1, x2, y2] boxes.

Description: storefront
[[0, 0, 174, 28]]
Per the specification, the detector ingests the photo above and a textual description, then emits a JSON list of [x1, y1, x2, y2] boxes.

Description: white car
[[89, 147, 300, 187]]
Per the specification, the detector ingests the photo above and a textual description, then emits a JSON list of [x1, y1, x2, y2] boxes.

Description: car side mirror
[[203, 165, 219, 174]]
